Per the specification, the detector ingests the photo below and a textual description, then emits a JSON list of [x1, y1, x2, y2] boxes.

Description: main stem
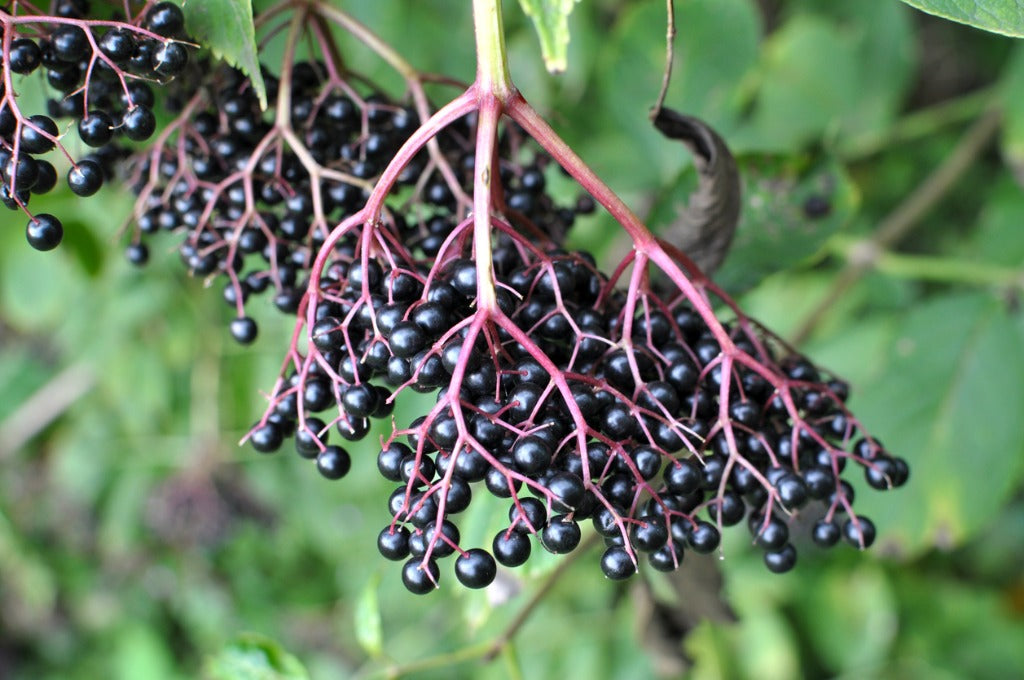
[[471, 0, 514, 310], [473, 0, 514, 100]]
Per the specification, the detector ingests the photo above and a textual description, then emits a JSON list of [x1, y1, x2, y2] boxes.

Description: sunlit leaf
[[853, 293, 1024, 555], [204, 633, 310, 680], [516, 0, 580, 73], [900, 0, 1024, 37], [177, 0, 267, 108], [354, 575, 383, 659]]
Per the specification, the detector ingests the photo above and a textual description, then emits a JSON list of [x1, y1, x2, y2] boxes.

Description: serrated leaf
[[354, 575, 383, 659], [517, 0, 580, 73], [204, 633, 310, 680], [179, 0, 267, 108], [899, 0, 1024, 37]]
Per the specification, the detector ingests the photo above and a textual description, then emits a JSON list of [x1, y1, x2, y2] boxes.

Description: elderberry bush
[[0, 1, 192, 249]]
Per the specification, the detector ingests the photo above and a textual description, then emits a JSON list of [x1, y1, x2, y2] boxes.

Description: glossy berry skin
[[751, 516, 789, 551], [664, 459, 701, 495], [20, 115, 59, 154], [78, 111, 114, 147], [812, 519, 841, 548], [26, 214, 63, 251], [401, 558, 439, 595], [541, 516, 582, 554], [388, 321, 426, 358], [600, 546, 637, 580], [3, 155, 40, 191], [454, 549, 497, 589], [492, 529, 531, 567], [51, 26, 88, 62], [121, 106, 157, 141], [250, 422, 283, 453], [30, 160, 58, 196], [508, 497, 547, 533], [152, 41, 189, 76], [9, 39, 42, 74], [764, 543, 798, 574], [378, 443, 411, 481], [546, 472, 585, 512], [147, 2, 186, 36], [341, 384, 379, 418], [775, 473, 809, 510], [316, 445, 351, 480], [630, 517, 669, 553], [512, 436, 551, 474], [99, 29, 136, 63], [843, 516, 876, 549], [229, 317, 258, 344], [686, 521, 721, 554], [377, 526, 411, 561], [67, 160, 104, 197], [648, 545, 681, 572]]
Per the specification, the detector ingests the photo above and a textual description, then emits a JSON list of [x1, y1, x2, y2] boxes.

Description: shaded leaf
[[204, 633, 310, 680], [516, 0, 580, 73], [588, 0, 759, 189], [651, 154, 857, 294], [179, 0, 267, 108], [737, 5, 915, 151], [999, 44, 1024, 183], [354, 575, 383, 659], [900, 0, 1024, 37], [789, 565, 898, 672], [853, 293, 1024, 555]]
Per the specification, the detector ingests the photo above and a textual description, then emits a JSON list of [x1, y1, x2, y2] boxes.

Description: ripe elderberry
[[454, 549, 497, 588], [26, 214, 64, 251]]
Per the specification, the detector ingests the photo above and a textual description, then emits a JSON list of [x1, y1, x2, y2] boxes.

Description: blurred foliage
[[2, 1, 1023, 678]]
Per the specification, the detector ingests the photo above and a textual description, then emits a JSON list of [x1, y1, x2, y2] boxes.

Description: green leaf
[[586, 0, 759, 189], [516, 0, 580, 73], [354, 575, 383, 659], [737, 5, 915, 151], [853, 293, 1024, 555], [999, 44, 1024, 180], [789, 565, 898, 672], [899, 0, 1024, 37], [204, 633, 310, 680], [178, 0, 267, 108]]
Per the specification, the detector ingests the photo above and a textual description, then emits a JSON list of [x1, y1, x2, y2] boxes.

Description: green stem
[[502, 642, 525, 680], [838, 87, 995, 160], [790, 108, 1003, 345], [828, 236, 1024, 286], [873, 250, 1023, 287], [473, 0, 514, 99]]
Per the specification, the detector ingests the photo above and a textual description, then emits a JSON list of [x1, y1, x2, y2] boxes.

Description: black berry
[[26, 214, 63, 251]]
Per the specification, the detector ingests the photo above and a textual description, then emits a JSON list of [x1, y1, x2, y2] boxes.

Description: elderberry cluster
[[216, 3, 909, 593], [122, 56, 584, 346], [249, 171, 908, 593], [0, 0, 190, 250]]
